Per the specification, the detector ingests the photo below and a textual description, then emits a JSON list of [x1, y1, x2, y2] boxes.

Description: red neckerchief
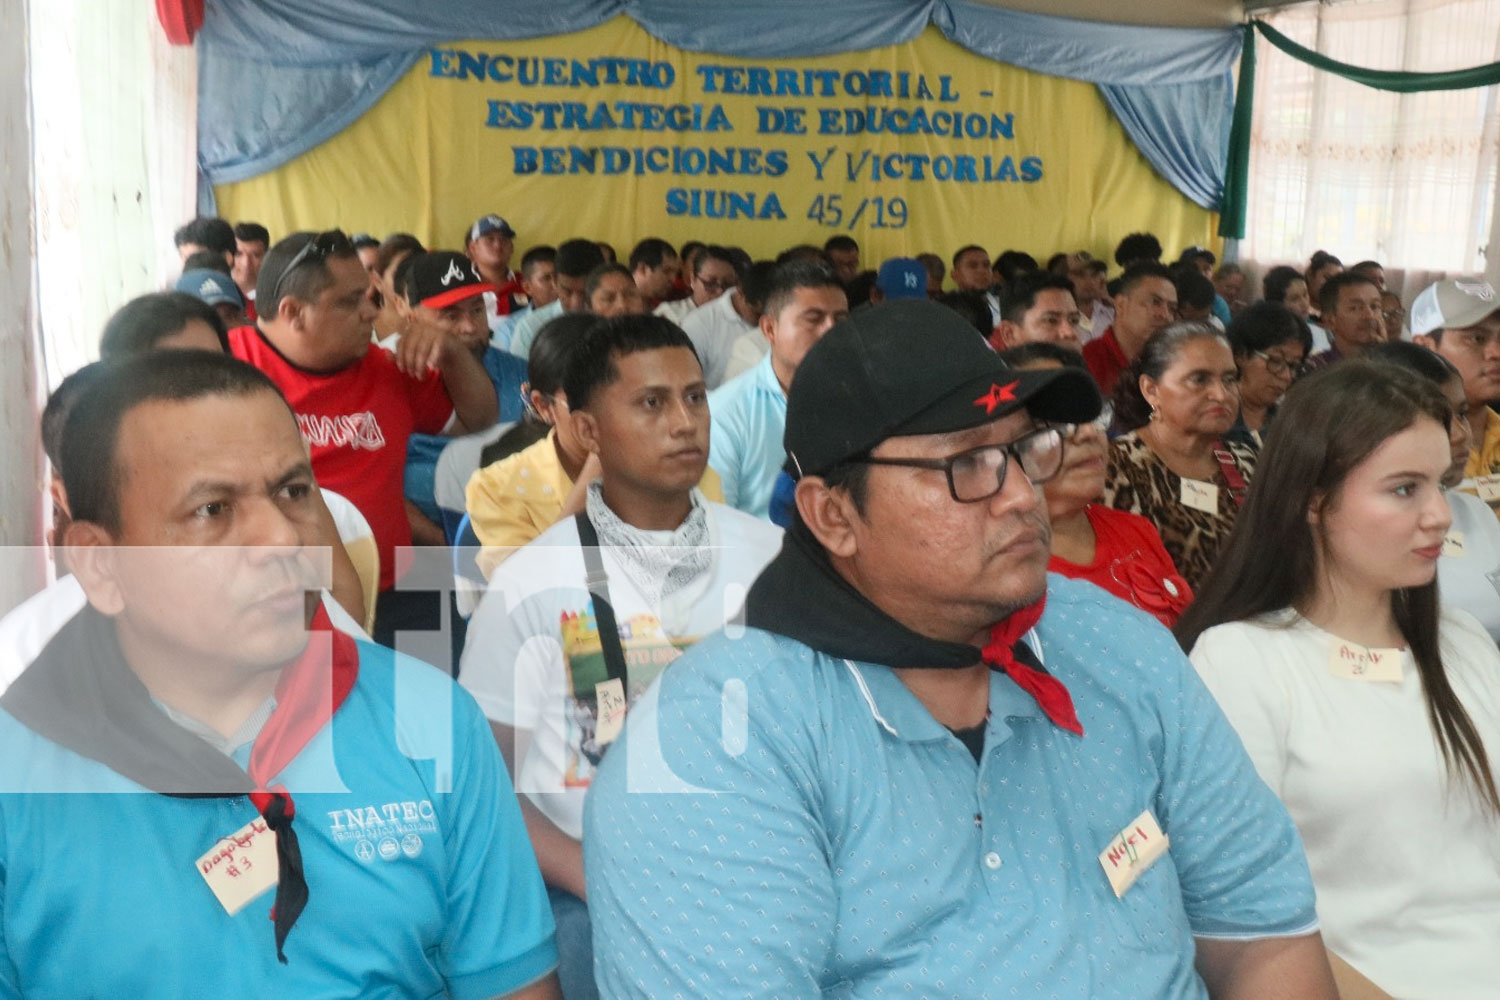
[[246, 604, 359, 963], [979, 596, 1084, 736]]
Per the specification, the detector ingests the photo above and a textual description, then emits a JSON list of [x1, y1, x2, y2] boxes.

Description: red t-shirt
[[228, 326, 453, 590], [1082, 326, 1130, 397], [1048, 505, 1192, 627]]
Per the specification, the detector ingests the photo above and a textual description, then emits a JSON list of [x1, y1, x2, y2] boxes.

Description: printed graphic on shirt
[[297, 411, 387, 451], [559, 602, 694, 785], [324, 799, 440, 863]]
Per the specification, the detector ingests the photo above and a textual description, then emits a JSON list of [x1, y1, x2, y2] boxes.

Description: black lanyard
[[574, 512, 629, 686]]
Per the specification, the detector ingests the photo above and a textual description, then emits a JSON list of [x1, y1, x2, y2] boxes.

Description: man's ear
[[758, 311, 776, 345], [795, 477, 860, 559], [572, 408, 602, 456], [1412, 333, 1436, 351], [62, 521, 125, 616], [528, 388, 552, 422], [47, 475, 69, 519], [276, 293, 306, 332], [393, 294, 414, 322], [995, 320, 1021, 349]]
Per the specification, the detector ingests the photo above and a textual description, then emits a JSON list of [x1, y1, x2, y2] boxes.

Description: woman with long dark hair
[[1102, 321, 1254, 589], [1178, 363, 1500, 998]]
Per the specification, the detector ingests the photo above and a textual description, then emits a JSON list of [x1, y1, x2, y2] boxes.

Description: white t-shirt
[[653, 297, 699, 327], [1307, 320, 1331, 354], [1440, 488, 1500, 642], [679, 289, 757, 389], [1081, 300, 1114, 344], [459, 499, 782, 839], [721, 329, 769, 384], [0, 576, 367, 698], [1190, 609, 1500, 998], [0, 575, 87, 695]]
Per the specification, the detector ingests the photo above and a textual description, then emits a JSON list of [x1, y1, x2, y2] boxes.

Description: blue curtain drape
[[197, 0, 1241, 215], [1099, 78, 1234, 212]]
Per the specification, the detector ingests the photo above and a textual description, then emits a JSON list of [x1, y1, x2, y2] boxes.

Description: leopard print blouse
[[1101, 433, 1257, 592]]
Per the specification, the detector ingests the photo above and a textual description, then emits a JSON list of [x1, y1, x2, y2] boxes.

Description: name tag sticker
[[1179, 479, 1219, 514], [595, 678, 627, 746], [1098, 809, 1170, 898], [1476, 475, 1500, 503], [196, 816, 278, 916], [1328, 642, 1404, 684], [1443, 531, 1466, 558]]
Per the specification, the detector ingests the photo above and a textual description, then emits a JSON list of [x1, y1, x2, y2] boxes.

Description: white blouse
[[1191, 609, 1500, 999]]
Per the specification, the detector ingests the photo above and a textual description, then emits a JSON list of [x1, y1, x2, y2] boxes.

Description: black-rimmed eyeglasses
[[1252, 350, 1298, 377], [270, 229, 353, 306], [849, 425, 1065, 503]]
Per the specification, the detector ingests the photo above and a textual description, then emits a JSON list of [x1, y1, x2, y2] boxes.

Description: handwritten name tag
[[1098, 809, 1170, 898], [196, 816, 278, 915], [1179, 479, 1219, 514], [595, 678, 627, 746], [1327, 642, 1404, 684], [1443, 531, 1466, 558], [1474, 475, 1500, 503]]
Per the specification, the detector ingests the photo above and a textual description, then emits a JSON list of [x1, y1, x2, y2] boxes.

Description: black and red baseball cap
[[785, 299, 1101, 478], [406, 252, 495, 309]]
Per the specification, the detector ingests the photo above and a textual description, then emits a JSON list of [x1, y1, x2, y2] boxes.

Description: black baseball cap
[[406, 252, 495, 309], [785, 299, 1101, 478]]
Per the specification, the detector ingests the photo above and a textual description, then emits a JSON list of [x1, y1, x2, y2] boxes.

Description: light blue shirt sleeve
[[508, 301, 562, 360], [1150, 633, 1318, 938], [490, 308, 524, 354], [584, 634, 838, 998], [707, 392, 746, 512], [705, 356, 786, 520], [438, 690, 559, 998]]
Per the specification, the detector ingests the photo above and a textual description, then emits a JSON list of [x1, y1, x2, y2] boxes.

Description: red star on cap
[[974, 380, 1019, 415]]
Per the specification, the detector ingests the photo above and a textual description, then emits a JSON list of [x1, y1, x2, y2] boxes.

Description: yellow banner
[[215, 19, 1218, 271]]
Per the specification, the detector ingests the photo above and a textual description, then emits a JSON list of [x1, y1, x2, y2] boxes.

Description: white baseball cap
[[1409, 278, 1500, 335]]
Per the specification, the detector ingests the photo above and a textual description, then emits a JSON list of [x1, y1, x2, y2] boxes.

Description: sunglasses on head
[[270, 230, 354, 306]]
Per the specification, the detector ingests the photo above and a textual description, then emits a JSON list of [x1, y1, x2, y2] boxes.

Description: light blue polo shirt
[[583, 575, 1317, 998], [707, 352, 787, 520], [0, 640, 557, 998], [508, 299, 563, 360], [491, 304, 529, 354]]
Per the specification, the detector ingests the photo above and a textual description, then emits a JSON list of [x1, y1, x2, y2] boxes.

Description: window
[[1243, 0, 1500, 272]]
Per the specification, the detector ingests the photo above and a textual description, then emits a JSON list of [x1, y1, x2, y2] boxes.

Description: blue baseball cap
[[875, 257, 927, 301], [469, 214, 516, 242], [175, 269, 244, 309]]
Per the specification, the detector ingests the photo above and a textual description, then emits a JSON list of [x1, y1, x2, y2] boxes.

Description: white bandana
[[584, 481, 712, 609]]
